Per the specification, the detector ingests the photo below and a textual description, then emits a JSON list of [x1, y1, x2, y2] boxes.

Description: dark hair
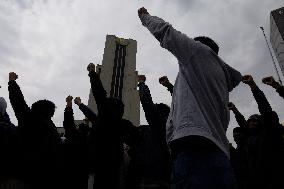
[[156, 103, 170, 119], [107, 97, 124, 119], [233, 127, 245, 134], [194, 36, 219, 54], [31, 99, 56, 118], [247, 114, 261, 121]]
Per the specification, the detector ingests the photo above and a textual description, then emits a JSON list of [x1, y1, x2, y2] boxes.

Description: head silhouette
[[31, 99, 56, 119], [155, 103, 170, 120], [247, 114, 262, 129], [194, 36, 219, 54], [78, 123, 90, 136]]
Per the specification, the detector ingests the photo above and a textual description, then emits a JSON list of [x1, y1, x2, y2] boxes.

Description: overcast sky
[[1, 0, 284, 145]]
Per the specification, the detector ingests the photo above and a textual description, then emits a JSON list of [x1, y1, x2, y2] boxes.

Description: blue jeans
[[170, 137, 237, 189]]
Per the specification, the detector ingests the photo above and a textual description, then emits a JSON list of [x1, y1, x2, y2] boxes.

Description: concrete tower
[[271, 7, 284, 76], [87, 35, 140, 126]]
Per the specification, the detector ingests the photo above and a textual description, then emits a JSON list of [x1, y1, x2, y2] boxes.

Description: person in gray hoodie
[[138, 7, 242, 189]]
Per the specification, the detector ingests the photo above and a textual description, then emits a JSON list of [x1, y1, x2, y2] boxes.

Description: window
[[110, 44, 126, 99]]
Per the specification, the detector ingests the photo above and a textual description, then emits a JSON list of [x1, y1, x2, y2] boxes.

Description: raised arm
[[159, 76, 173, 95], [228, 102, 247, 128], [242, 75, 272, 116], [262, 76, 284, 99], [8, 72, 31, 123], [74, 97, 98, 125], [63, 96, 78, 140], [87, 63, 108, 118], [138, 7, 197, 63], [138, 75, 163, 127]]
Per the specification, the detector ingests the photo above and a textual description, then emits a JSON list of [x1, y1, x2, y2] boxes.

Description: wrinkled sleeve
[[140, 14, 198, 63], [223, 63, 242, 92]]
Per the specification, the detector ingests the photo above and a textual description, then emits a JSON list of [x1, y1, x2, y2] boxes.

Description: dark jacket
[[134, 82, 171, 182], [229, 138, 249, 189], [248, 86, 284, 189], [0, 113, 17, 181], [165, 83, 174, 95], [8, 80, 63, 189], [63, 107, 89, 189], [88, 71, 138, 188]]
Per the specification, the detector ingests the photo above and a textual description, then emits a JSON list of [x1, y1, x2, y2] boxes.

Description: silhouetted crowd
[[0, 7, 284, 189]]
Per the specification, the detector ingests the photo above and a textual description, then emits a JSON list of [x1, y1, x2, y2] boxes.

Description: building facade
[[271, 7, 284, 75], [87, 35, 140, 126]]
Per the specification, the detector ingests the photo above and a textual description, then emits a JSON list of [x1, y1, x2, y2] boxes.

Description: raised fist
[[159, 76, 170, 86], [66, 95, 73, 103], [138, 7, 149, 18], [9, 72, 18, 81], [138, 75, 146, 83], [74, 97, 82, 105], [242, 75, 254, 85], [262, 76, 276, 86], [87, 63, 96, 72], [228, 102, 236, 111]]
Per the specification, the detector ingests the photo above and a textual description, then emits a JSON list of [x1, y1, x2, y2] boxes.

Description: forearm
[[138, 82, 160, 126], [140, 14, 171, 44], [79, 103, 97, 124], [276, 85, 284, 99], [63, 107, 77, 138], [232, 109, 247, 128], [250, 83, 272, 115], [138, 82, 154, 104], [8, 80, 30, 121], [88, 71, 108, 116], [140, 14, 196, 62], [166, 83, 174, 95]]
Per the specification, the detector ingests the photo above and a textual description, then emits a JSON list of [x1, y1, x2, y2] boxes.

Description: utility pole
[[260, 26, 282, 84]]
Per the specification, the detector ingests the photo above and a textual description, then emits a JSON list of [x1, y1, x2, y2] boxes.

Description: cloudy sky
[[1, 0, 284, 145]]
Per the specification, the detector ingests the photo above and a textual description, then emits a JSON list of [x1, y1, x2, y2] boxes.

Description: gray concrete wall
[[87, 35, 140, 126], [271, 11, 284, 76]]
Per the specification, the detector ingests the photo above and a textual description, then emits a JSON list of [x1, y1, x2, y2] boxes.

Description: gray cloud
[[0, 0, 284, 146]]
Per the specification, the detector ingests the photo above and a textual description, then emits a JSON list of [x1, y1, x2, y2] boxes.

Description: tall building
[[270, 7, 284, 75], [87, 35, 140, 126]]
